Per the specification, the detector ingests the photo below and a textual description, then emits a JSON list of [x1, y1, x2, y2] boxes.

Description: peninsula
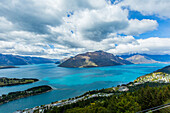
[[135, 65, 170, 83], [0, 66, 18, 69], [0, 85, 52, 105], [0, 77, 39, 87]]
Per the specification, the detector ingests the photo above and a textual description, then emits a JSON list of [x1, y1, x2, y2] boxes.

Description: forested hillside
[[45, 83, 170, 113]]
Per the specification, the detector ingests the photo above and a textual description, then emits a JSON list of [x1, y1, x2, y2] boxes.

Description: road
[[136, 103, 170, 113]]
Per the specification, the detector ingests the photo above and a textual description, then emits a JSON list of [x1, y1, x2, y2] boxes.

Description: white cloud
[[0, 0, 168, 58], [48, 5, 129, 41], [108, 37, 170, 55], [0, 0, 108, 33], [48, 5, 158, 44], [0, 31, 48, 43], [0, 17, 15, 32], [119, 19, 158, 35], [118, 0, 170, 18]]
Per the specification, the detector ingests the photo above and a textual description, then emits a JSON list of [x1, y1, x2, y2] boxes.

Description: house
[[134, 82, 142, 86], [118, 86, 129, 92]]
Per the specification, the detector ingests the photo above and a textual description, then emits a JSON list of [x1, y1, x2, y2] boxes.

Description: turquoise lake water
[[0, 63, 169, 113]]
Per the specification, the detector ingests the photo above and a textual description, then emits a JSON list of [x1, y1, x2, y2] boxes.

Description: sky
[[0, 0, 170, 59]]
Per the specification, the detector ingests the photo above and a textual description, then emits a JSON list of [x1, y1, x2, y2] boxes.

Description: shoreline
[[18, 68, 170, 113], [0, 85, 52, 106], [19, 82, 170, 113], [0, 89, 53, 106]]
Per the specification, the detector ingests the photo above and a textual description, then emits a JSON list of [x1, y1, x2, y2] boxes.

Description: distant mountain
[[58, 51, 132, 68], [55, 57, 70, 64], [126, 55, 158, 64], [156, 65, 170, 74], [0, 53, 57, 66], [119, 54, 170, 62]]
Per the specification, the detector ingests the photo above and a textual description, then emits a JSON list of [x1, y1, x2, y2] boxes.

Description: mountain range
[[58, 50, 132, 68], [125, 55, 158, 64], [119, 54, 170, 62], [0, 53, 57, 66]]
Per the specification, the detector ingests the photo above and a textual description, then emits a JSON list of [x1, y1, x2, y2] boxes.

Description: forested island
[[0, 77, 39, 87], [0, 85, 52, 105]]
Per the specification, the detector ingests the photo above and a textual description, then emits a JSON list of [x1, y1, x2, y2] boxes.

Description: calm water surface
[[0, 63, 169, 113]]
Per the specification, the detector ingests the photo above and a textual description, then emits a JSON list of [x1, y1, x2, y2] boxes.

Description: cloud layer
[[109, 37, 170, 55], [0, 0, 169, 59]]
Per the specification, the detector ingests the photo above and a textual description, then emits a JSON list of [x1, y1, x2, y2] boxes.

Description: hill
[[55, 57, 70, 64], [135, 65, 170, 83], [0, 53, 56, 65], [58, 51, 132, 68], [156, 65, 170, 74], [125, 55, 158, 64]]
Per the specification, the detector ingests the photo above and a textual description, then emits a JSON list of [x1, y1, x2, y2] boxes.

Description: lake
[[0, 63, 169, 113]]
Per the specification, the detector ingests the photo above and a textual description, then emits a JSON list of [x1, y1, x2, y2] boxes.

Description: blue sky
[[0, 0, 169, 58], [128, 11, 170, 39]]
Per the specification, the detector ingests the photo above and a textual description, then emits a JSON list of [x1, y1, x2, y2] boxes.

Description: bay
[[0, 63, 169, 113]]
